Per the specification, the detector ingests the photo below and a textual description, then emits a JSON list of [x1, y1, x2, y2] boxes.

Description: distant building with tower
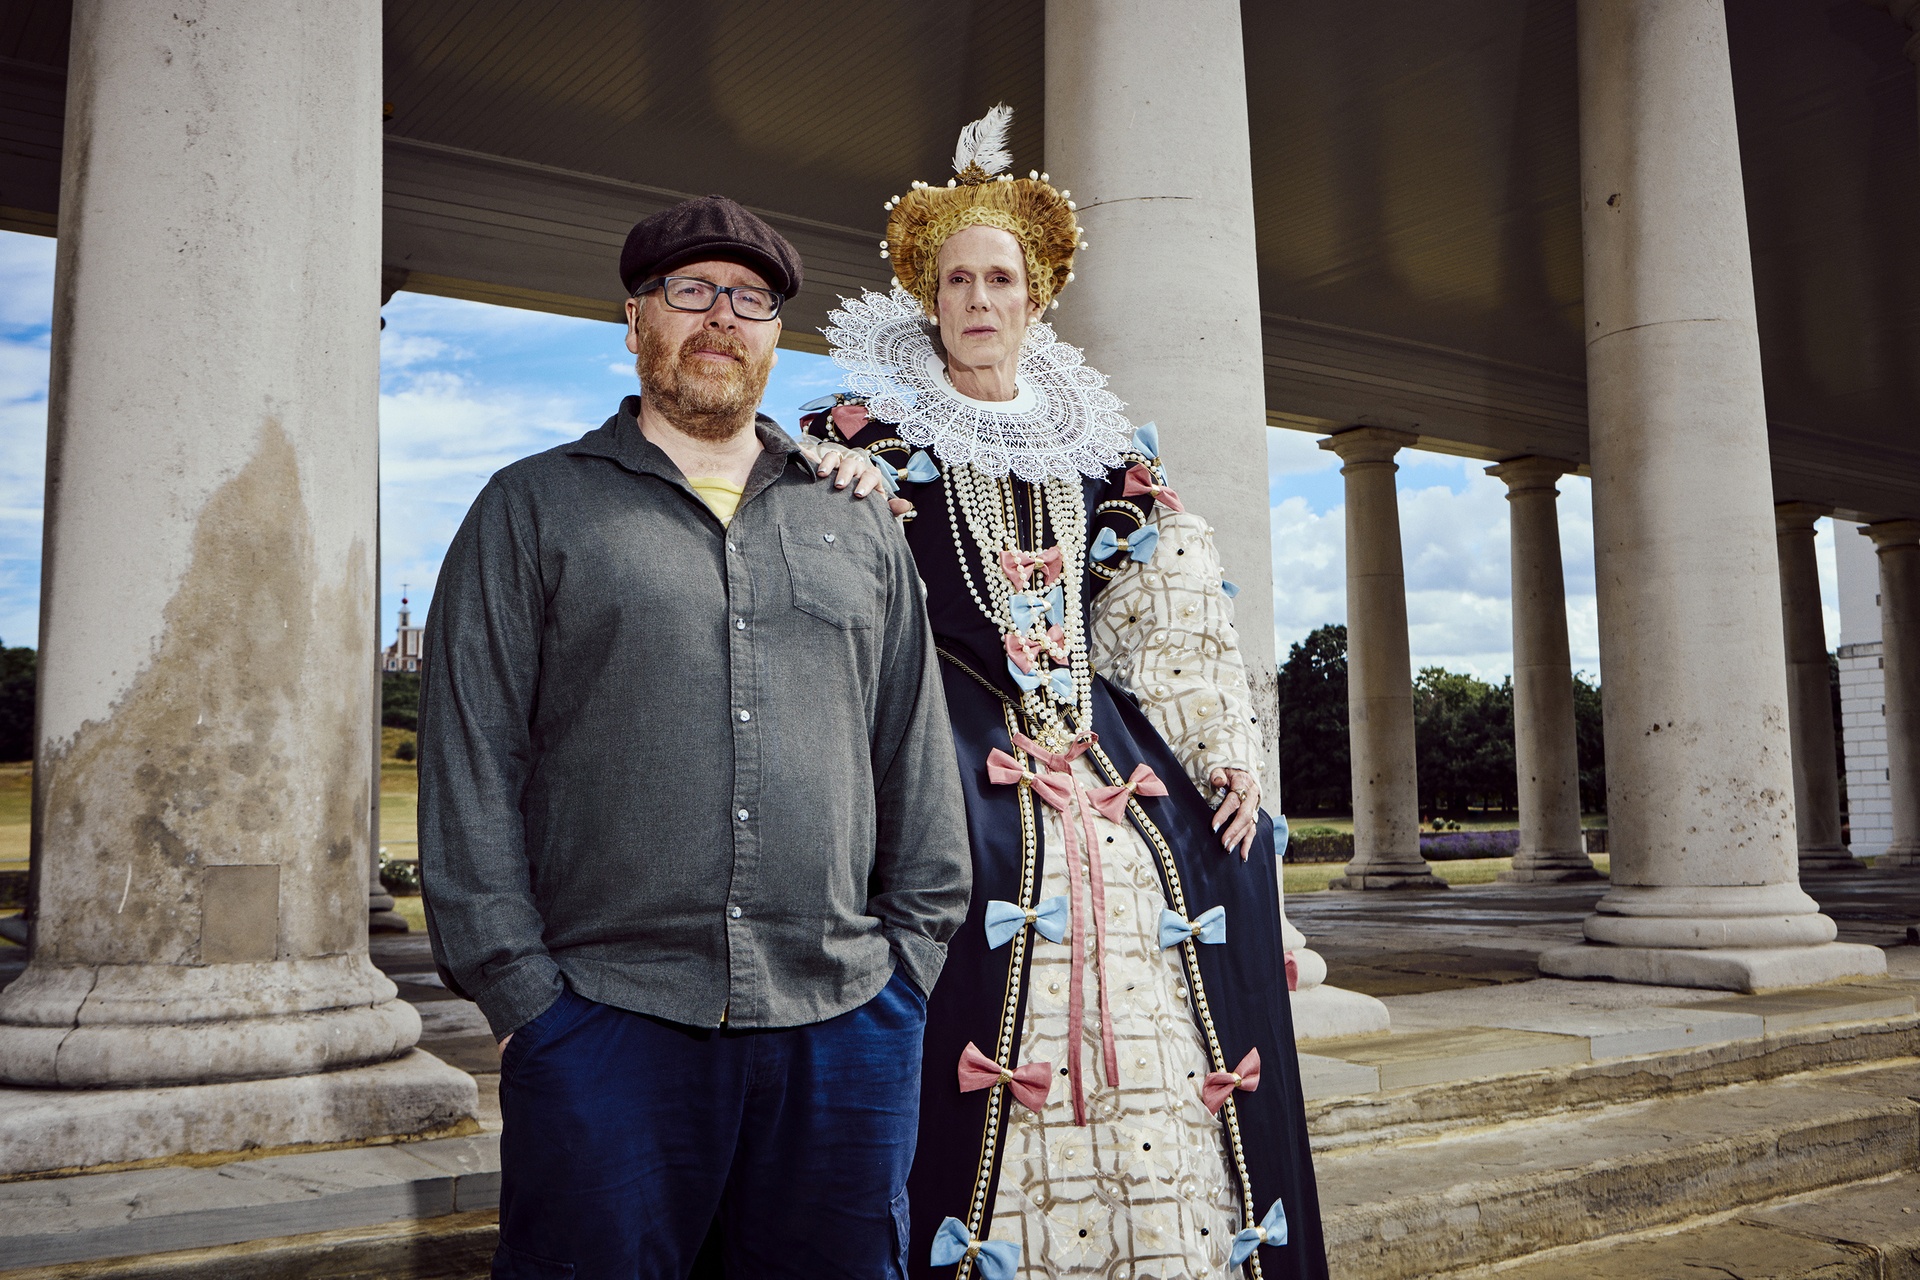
[[1835, 524, 1891, 858], [381, 594, 424, 676]]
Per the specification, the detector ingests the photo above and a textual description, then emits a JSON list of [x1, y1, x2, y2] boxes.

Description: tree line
[[1277, 624, 1608, 817]]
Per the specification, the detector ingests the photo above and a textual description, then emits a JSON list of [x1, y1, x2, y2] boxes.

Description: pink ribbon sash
[[957, 1041, 1054, 1113], [1202, 1047, 1263, 1115], [985, 735, 1120, 1125]]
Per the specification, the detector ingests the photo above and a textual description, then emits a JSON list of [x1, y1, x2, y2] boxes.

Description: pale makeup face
[[932, 225, 1044, 390]]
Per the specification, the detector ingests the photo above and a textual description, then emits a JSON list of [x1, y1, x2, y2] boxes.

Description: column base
[[1537, 941, 1888, 993], [1290, 983, 1392, 1041], [0, 1048, 478, 1179], [1499, 853, 1604, 884], [1878, 843, 1920, 868], [369, 908, 412, 934], [0, 957, 422, 1087], [1797, 845, 1864, 872], [1330, 869, 1449, 891]]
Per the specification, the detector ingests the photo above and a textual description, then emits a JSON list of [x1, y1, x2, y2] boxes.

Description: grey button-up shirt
[[418, 398, 970, 1038]]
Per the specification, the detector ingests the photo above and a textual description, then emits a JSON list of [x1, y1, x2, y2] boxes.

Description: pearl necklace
[[945, 463, 1096, 752]]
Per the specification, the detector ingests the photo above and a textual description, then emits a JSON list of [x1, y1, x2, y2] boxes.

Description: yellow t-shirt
[[687, 477, 746, 526]]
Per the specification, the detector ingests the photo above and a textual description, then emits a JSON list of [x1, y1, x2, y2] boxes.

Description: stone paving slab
[[1301, 1026, 1589, 1090], [1745, 1170, 1920, 1264], [1297, 1053, 1380, 1100], [0, 1134, 501, 1270], [1686, 985, 1917, 1034]]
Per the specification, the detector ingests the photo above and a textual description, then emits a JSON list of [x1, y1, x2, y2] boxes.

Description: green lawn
[[1283, 853, 1611, 894]]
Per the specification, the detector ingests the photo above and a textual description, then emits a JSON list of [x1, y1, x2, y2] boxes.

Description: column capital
[[1487, 455, 1576, 494], [1318, 426, 1417, 467], [1863, 519, 1920, 550], [1773, 501, 1831, 535]]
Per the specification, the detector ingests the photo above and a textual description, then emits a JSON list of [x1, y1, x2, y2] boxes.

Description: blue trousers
[[493, 971, 927, 1280]]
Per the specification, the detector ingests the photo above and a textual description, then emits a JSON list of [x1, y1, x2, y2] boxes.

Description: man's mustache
[[678, 331, 749, 366]]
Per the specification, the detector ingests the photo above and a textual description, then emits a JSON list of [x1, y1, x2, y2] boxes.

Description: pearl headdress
[[878, 104, 1088, 312]]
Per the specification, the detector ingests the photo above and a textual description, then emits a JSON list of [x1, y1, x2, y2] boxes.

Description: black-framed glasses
[[633, 275, 783, 321]]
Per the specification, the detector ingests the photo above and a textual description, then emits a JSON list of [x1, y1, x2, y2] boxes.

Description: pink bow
[[828, 403, 872, 441], [1087, 763, 1168, 823], [998, 547, 1064, 588], [1284, 952, 1299, 992], [985, 747, 1074, 812], [1004, 626, 1069, 673], [957, 1041, 1054, 1114], [1122, 463, 1184, 512], [1202, 1047, 1262, 1115]]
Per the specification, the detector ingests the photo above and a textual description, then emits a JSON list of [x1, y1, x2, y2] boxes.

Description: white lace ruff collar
[[821, 286, 1133, 482]]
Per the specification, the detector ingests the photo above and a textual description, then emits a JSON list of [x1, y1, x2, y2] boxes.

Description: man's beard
[[636, 323, 775, 442]]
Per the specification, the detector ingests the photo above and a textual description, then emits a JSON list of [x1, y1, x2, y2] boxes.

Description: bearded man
[[419, 195, 972, 1280]]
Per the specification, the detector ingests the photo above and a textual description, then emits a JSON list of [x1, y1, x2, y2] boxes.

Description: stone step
[[0, 1212, 497, 1280], [1448, 1170, 1920, 1279], [1306, 1005, 1920, 1151], [0, 1134, 499, 1273], [1316, 1062, 1920, 1280]]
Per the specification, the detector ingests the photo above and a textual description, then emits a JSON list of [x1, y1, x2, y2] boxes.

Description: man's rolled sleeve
[[418, 479, 564, 1039], [865, 524, 972, 997]]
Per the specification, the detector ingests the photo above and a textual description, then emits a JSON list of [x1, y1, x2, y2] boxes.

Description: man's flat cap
[[619, 195, 803, 300]]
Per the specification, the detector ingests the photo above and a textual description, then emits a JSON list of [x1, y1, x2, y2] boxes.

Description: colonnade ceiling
[[0, 0, 1916, 518]]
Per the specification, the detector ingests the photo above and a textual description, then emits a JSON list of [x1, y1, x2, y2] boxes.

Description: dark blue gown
[[804, 409, 1329, 1280]]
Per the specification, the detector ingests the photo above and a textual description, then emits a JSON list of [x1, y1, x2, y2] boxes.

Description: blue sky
[[0, 228, 1841, 680]]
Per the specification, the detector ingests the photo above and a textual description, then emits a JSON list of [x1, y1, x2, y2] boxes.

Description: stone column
[[1320, 428, 1445, 891], [1493, 458, 1600, 883], [1776, 504, 1855, 871], [0, 3, 471, 1175], [1045, 0, 1278, 785], [1865, 521, 1920, 866], [1541, 0, 1882, 990], [1046, 2, 1391, 1035]]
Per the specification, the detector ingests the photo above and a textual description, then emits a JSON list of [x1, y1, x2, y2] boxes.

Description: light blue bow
[[1007, 658, 1044, 692], [1221, 579, 1240, 598], [984, 895, 1069, 948], [1131, 421, 1161, 458], [930, 1217, 1021, 1279], [1274, 813, 1290, 860], [1009, 584, 1063, 631], [1048, 668, 1075, 703], [902, 449, 939, 484], [1089, 525, 1159, 564], [1158, 904, 1227, 949], [1230, 1199, 1289, 1264]]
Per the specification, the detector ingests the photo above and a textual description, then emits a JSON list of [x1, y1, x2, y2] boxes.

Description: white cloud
[[1268, 447, 1603, 682], [0, 234, 55, 329]]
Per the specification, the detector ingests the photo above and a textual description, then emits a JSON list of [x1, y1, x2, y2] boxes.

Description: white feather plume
[[952, 104, 1015, 178]]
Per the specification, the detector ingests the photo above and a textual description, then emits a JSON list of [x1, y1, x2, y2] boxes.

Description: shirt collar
[[564, 397, 815, 510], [566, 396, 807, 477]]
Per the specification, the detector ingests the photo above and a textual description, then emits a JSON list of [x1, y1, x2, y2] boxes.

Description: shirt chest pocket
[[779, 524, 882, 630]]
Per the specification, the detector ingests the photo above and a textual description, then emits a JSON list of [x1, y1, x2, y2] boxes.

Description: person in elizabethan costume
[[802, 107, 1329, 1280]]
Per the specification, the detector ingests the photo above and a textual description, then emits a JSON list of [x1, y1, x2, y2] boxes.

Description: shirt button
[[736, 809, 749, 821], [737, 709, 752, 722], [822, 532, 836, 543], [728, 906, 743, 919], [726, 541, 737, 552], [734, 617, 746, 630]]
